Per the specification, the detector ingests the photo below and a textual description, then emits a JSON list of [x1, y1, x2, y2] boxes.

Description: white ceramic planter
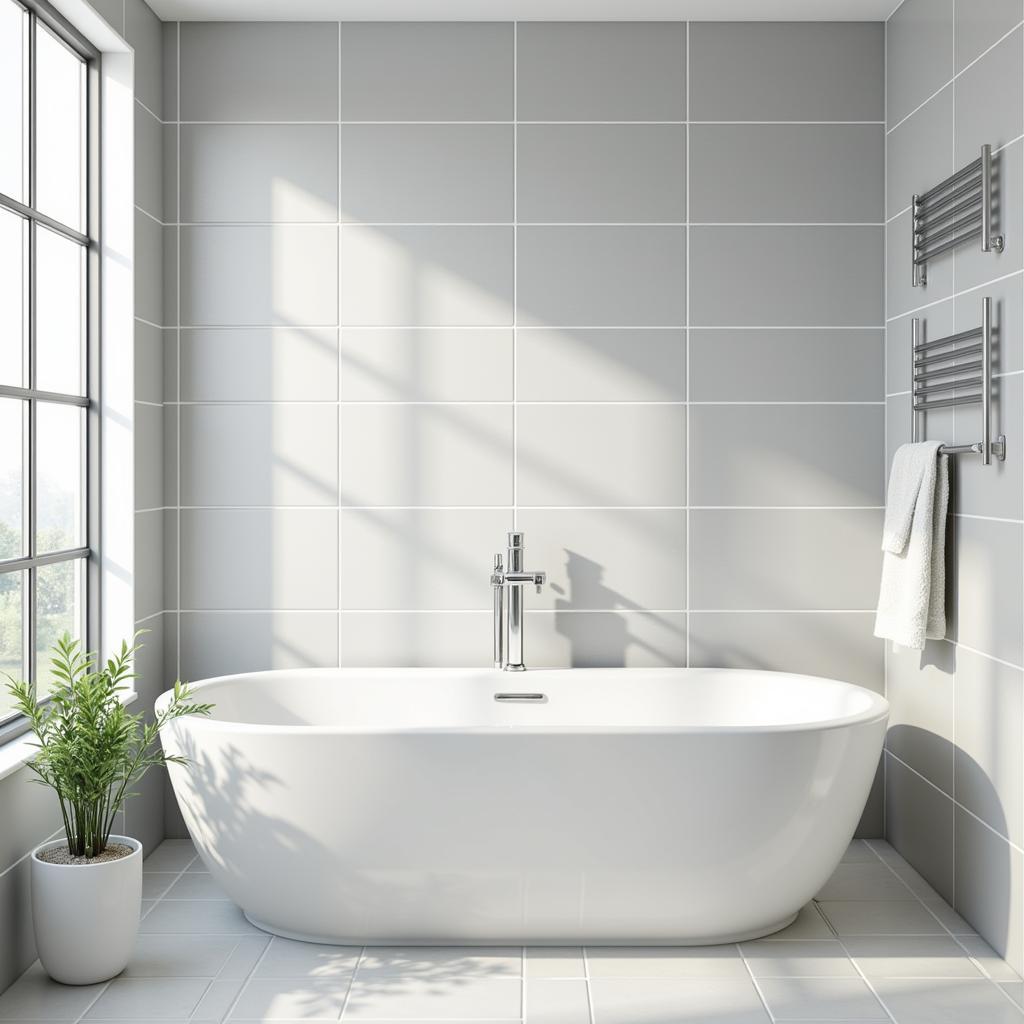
[[31, 835, 142, 985]]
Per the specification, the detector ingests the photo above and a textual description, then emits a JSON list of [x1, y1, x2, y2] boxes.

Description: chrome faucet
[[491, 532, 546, 672]]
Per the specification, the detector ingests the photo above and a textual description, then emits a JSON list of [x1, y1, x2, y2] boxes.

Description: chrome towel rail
[[912, 144, 1003, 287], [911, 296, 1006, 464]]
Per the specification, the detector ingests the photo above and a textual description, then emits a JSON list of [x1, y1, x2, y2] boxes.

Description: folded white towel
[[874, 441, 949, 651]]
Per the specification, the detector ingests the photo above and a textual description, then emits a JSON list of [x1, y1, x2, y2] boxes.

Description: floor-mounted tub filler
[[157, 667, 888, 946]]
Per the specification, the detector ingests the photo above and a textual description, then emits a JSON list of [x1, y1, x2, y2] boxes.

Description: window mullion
[[26, 7, 36, 696]]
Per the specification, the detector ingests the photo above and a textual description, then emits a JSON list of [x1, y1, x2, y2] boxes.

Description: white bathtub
[[158, 667, 887, 945]]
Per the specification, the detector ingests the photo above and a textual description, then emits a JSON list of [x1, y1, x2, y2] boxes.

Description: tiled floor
[[1, 838, 1022, 1022]]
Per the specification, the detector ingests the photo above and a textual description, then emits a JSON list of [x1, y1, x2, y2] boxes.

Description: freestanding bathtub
[[158, 667, 887, 945]]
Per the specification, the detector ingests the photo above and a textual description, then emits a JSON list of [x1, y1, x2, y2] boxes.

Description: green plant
[[6, 632, 212, 858]]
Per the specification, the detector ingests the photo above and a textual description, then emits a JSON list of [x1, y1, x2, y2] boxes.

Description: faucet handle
[[508, 531, 524, 549], [493, 553, 503, 571]]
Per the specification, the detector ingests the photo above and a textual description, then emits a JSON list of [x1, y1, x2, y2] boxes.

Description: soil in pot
[[37, 843, 134, 866]]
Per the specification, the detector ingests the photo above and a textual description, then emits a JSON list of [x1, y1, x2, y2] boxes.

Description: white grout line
[[581, 946, 596, 1024], [734, 940, 777, 1022], [886, 266, 1024, 321]]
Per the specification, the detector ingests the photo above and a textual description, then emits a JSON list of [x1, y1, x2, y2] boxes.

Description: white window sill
[[0, 690, 139, 783]]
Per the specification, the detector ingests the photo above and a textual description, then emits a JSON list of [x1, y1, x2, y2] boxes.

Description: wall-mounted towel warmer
[[912, 144, 1003, 287], [911, 296, 1006, 464]]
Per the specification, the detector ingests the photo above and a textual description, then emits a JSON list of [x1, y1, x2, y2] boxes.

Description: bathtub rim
[[156, 666, 889, 737]]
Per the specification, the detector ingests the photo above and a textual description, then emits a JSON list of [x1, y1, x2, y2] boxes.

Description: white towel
[[874, 441, 949, 651]]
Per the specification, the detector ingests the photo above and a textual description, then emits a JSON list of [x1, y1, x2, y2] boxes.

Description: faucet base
[[503, 664, 527, 673]]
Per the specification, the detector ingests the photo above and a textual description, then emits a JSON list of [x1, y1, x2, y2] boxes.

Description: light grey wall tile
[[135, 402, 164, 511], [690, 124, 883, 224], [887, 208, 953, 319], [0, 764, 60, 873], [516, 22, 685, 122], [953, 372, 1023, 519], [179, 612, 338, 680], [180, 125, 338, 224], [956, 273, 1023, 377], [954, 26, 1024, 162], [162, 21, 177, 121], [180, 509, 338, 610], [690, 509, 882, 610], [180, 23, 338, 121], [339, 405, 513, 506], [517, 405, 686, 508], [689, 612, 883, 691], [518, 227, 685, 328], [180, 405, 338, 507], [886, 86, 953, 218], [163, 509, 178, 611], [133, 610, 166, 709], [0, 854, 38, 992], [339, 328, 512, 402], [886, 389, 954, 476], [517, 329, 685, 402], [162, 226, 177, 328], [689, 405, 884, 507], [340, 125, 512, 224], [125, 0, 162, 117], [953, 139, 1023, 293], [885, 751, 955, 904], [126, 767, 166, 856], [89, 0, 123, 34], [885, 641, 956, 794], [135, 103, 163, 222], [690, 329, 883, 402], [163, 328, 177, 402], [135, 509, 164, 622], [885, 300, 954, 396], [340, 226, 513, 327], [690, 22, 883, 122], [690, 226, 883, 328], [180, 328, 339, 402], [135, 320, 164, 405], [955, 805, 1024, 974], [517, 125, 685, 224], [858, 763, 885, 839], [162, 124, 177, 225], [956, 0, 1024, 71], [887, 0, 955, 127], [955, 647, 1024, 846], [524, 611, 687, 668], [135, 209, 163, 326], [340, 23, 512, 121], [953, 516, 1024, 665], [516, 509, 686, 612], [340, 611, 492, 667], [340, 509, 509, 610], [163, 406, 177, 509], [180, 226, 338, 327]]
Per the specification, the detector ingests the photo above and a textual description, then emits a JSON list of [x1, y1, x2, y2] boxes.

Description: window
[[0, 0, 96, 729]]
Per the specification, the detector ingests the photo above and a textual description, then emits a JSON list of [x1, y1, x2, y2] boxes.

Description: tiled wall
[[0, 0, 167, 992], [885, 0, 1024, 976], [159, 19, 886, 833]]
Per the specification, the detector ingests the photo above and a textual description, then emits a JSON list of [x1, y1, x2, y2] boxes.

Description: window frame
[[0, 0, 100, 743]]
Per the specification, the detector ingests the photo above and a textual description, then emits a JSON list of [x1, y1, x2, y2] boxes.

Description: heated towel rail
[[911, 296, 1006, 464], [912, 144, 1003, 287]]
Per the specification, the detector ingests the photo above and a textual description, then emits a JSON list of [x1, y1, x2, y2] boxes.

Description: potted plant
[[6, 633, 212, 985]]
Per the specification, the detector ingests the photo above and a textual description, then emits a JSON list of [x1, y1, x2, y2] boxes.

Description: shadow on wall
[[551, 550, 684, 667]]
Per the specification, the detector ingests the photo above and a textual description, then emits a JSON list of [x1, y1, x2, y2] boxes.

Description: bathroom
[[0, 0, 1021, 1019]]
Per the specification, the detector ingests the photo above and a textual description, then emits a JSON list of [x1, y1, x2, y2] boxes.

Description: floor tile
[[139, 900, 260, 935], [342, 976, 522, 1020], [872, 977, 1024, 1023], [843, 936, 985, 979], [524, 979, 589, 1023], [816, 900, 945, 936], [83, 977, 209, 1019], [771, 904, 836, 940], [0, 963, 106, 1019], [142, 873, 179, 899], [758, 977, 888, 1020], [923, 899, 977, 934], [358, 947, 521, 977], [889, 863, 940, 900], [219, 937, 272, 979], [142, 840, 197, 873], [588, 977, 770, 1024], [164, 873, 227, 900], [816, 862, 916, 901], [525, 948, 585, 978], [841, 840, 879, 863], [1002, 982, 1024, 1008], [958, 935, 1024, 981], [586, 945, 747, 978], [740, 940, 857, 978], [122, 935, 241, 977], [191, 978, 245, 1022], [254, 938, 360, 979], [229, 978, 350, 1020]]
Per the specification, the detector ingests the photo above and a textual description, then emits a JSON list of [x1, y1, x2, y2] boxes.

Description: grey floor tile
[[585, 945, 746, 979], [164, 873, 228, 900], [524, 979, 589, 1024], [358, 947, 520, 977], [139, 900, 260, 936], [740, 941, 857, 978], [83, 978, 209, 1019], [254, 939, 360, 979], [343, 976, 522, 1020], [142, 839, 196, 873], [524, 948, 585, 979], [122, 935, 240, 977], [588, 977, 770, 1024], [816, 900, 946, 936], [816, 863, 917, 901], [843, 936, 985, 979], [190, 978, 245, 1022], [769, 905, 836, 941], [0, 963, 106, 1019], [872, 977, 1024, 1023], [229, 978, 350, 1020], [757, 977, 888, 1020]]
